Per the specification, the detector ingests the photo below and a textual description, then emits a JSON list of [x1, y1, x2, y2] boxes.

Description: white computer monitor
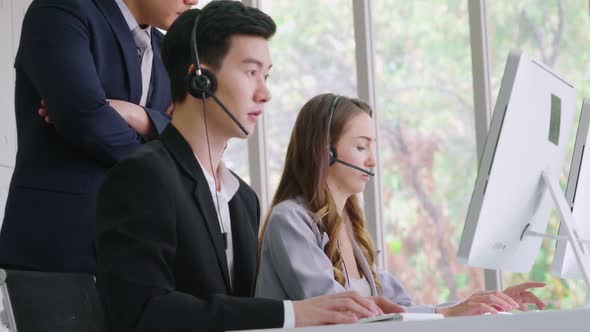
[[553, 100, 590, 279], [457, 50, 577, 273]]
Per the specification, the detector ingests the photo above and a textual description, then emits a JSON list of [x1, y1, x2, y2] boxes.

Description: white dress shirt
[[114, 0, 152, 105], [194, 155, 295, 328], [114, 0, 153, 50], [195, 155, 239, 286]]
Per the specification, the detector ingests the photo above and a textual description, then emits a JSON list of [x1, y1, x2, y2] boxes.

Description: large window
[[189, 0, 590, 309], [487, 0, 590, 309], [259, 0, 358, 198], [373, 0, 483, 305]]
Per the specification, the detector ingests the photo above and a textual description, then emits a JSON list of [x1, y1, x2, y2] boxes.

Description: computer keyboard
[[358, 312, 444, 324]]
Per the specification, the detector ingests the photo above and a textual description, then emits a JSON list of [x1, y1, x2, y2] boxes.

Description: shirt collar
[[115, 0, 151, 35], [194, 154, 240, 200]]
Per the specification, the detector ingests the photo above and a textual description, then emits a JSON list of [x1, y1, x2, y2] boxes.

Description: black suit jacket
[[0, 0, 171, 273], [95, 124, 284, 332]]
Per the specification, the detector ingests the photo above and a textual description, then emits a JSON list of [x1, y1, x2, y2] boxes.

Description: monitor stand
[[521, 171, 590, 308]]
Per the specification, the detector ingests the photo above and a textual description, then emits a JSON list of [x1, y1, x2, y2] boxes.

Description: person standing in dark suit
[[0, 0, 196, 274], [95, 2, 402, 331]]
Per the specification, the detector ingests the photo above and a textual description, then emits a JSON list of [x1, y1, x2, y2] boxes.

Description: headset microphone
[[188, 12, 249, 136], [334, 159, 374, 176], [209, 94, 249, 135], [329, 146, 375, 176]]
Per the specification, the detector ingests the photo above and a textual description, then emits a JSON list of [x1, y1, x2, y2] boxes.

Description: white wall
[[0, 0, 32, 226]]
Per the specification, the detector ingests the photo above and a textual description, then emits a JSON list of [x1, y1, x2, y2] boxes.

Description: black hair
[[162, 1, 276, 102]]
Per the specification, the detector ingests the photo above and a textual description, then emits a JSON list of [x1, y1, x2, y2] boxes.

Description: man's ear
[[187, 64, 196, 75], [187, 63, 213, 75]]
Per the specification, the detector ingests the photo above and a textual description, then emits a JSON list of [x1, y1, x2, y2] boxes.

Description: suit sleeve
[[95, 155, 284, 332], [143, 107, 170, 136], [18, 3, 147, 166]]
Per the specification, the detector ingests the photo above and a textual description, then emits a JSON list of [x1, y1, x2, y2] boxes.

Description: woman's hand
[[503, 282, 546, 310]]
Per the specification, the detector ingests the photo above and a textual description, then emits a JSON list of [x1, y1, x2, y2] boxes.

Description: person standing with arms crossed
[[0, 0, 197, 274]]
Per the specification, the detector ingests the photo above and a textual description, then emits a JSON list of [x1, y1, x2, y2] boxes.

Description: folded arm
[[21, 4, 167, 166]]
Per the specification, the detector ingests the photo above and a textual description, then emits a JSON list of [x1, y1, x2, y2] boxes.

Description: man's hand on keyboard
[[293, 291, 382, 326]]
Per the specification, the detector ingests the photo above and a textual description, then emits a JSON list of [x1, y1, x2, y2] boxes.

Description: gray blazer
[[256, 198, 442, 313]]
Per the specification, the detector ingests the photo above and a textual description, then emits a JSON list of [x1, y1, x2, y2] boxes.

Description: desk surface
[[237, 309, 590, 332]]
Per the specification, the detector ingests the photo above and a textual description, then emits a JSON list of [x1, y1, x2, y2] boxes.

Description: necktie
[[132, 27, 153, 107]]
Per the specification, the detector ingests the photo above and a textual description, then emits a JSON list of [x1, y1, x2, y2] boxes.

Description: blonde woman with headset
[[256, 93, 547, 317]]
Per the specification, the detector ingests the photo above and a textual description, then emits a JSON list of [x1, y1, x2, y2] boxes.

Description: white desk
[[238, 309, 590, 332]]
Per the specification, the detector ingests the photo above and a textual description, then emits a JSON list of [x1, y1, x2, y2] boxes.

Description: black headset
[[187, 11, 248, 135], [326, 95, 375, 177], [187, 13, 217, 99]]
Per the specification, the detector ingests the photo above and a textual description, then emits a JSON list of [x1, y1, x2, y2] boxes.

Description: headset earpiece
[[187, 68, 217, 99], [186, 12, 248, 134], [188, 12, 218, 100], [329, 146, 337, 166], [326, 96, 340, 164]]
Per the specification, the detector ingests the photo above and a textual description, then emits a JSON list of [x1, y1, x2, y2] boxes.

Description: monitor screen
[[457, 51, 577, 273]]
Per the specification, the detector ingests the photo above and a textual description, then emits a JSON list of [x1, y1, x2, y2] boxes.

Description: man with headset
[[95, 2, 403, 331], [0, 0, 196, 274]]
